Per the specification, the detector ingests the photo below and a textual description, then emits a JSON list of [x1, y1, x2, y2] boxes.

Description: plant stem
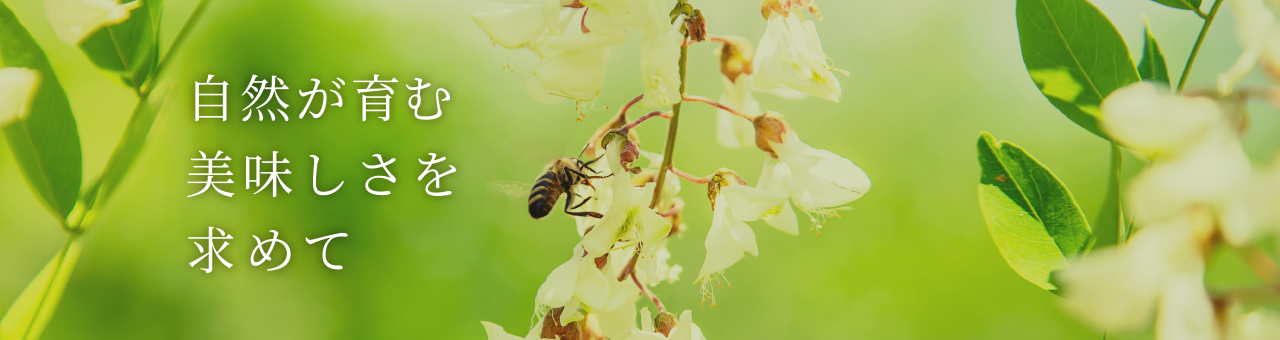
[[648, 44, 689, 209], [670, 166, 711, 184], [1177, 0, 1224, 93], [623, 111, 672, 130], [683, 95, 753, 120], [631, 270, 666, 313], [23, 234, 77, 340]]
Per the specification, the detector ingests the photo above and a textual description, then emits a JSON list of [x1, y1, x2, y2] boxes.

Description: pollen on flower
[[699, 273, 734, 308], [800, 205, 851, 237]]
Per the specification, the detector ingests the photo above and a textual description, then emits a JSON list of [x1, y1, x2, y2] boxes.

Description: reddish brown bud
[[619, 139, 641, 173], [753, 112, 789, 157], [716, 36, 755, 83], [653, 311, 679, 337], [686, 10, 708, 42]]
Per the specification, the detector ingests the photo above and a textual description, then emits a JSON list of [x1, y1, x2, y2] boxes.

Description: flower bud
[[753, 112, 789, 157], [685, 10, 708, 43], [620, 139, 641, 173], [716, 35, 755, 83], [653, 311, 679, 337]]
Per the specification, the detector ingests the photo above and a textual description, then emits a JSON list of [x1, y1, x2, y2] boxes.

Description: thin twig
[[1177, 0, 1224, 93], [648, 39, 690, 209], [632, 270, 666, 313], [669, 166, 712, 184], [623, 111, 672, 130], [683, 95, 754, 120]]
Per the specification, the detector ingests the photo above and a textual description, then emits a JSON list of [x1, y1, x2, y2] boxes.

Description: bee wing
[[487, 180, 531, 198]]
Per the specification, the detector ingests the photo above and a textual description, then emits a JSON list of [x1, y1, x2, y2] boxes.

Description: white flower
[[582, 139, 672, 275], [1058, 214, 1217, 338], [536, 243, 614, 311], [638, 21, 684, 107], [1101, 83, 1255, 245], [715, 75, 760, 149], [623, 309, 707, 340], [1100, 82, 1222, 161], [696, 185, 787, 283], [1220, 0, 1280, 94], [0, 68, 41, 126], [472, 4, 548, 49], [481, 320, 544, 340], [757, 127, 871, 234], [535, 243, 639, 313], [44, 0, 140, 46], [475, 1, 629, 104], [1126, 130, 1253, 245], [753, 3, 844, 102]]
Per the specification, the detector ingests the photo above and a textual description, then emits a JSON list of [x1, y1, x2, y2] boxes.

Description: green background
[[0, 0, 1276, 338]]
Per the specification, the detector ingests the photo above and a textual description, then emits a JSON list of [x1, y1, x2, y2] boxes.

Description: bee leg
[[565, 209, 604, 219], [563, 195, 603, 218], [569, 195, 591, 209]]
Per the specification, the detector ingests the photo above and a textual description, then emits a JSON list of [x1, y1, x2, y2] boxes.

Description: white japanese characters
[[187, 152, 456, 197], [188, 227, 347, 273]]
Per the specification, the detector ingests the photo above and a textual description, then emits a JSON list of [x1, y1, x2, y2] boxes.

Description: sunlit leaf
[[1016, 0, 1140, 139], [0, 238, 83, 340], [1150, 0, 1202, 11], [977, 132, 1091, 291], [0, 1, 84, 219], [78, 0, 163, 89]]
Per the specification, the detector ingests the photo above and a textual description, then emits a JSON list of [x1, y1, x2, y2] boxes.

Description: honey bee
[[528, 157, 609, 219]]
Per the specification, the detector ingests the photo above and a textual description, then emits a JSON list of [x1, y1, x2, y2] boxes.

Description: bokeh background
[[0, 0, 1277, 339]]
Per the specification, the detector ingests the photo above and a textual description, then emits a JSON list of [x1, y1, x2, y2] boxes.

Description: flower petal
[[44, 0, 139, 45], [574, 257, 611, 310], [0, 68, 41, 125], [1100, 82, 1222, 159], [696, 199, 746, 281], [763, 199, 800, 235], [531, 47, 610, 102], [535, 254, 581, 307], [481, 321, 526, 340], [473, 4, 548, 49], [1156, 273, 1219, 340], [723, 185, 787, 222], [728, 218, 758, 257]]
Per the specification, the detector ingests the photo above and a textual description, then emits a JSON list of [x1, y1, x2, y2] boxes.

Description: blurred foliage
[[0, 0, 1275, 339]]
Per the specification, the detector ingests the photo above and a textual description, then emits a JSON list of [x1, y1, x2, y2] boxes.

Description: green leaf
[[1090, 143, 1125, 249], [1150, 0, 1203, 11], [0, 1, 84, 219], [977, 132, 1091, 291], [78, 0, 163, 89], [1016, 0, 1141, 140], [0, 238, 83, 340], [1138, 21, 1170, 84]]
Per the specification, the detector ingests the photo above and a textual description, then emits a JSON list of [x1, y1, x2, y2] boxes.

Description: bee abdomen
[[528, 173, 561, 219]]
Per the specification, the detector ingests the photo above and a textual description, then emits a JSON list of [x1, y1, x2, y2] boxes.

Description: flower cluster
[[1057, 81, 1280, 339], [474, 0, 870, 338]]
